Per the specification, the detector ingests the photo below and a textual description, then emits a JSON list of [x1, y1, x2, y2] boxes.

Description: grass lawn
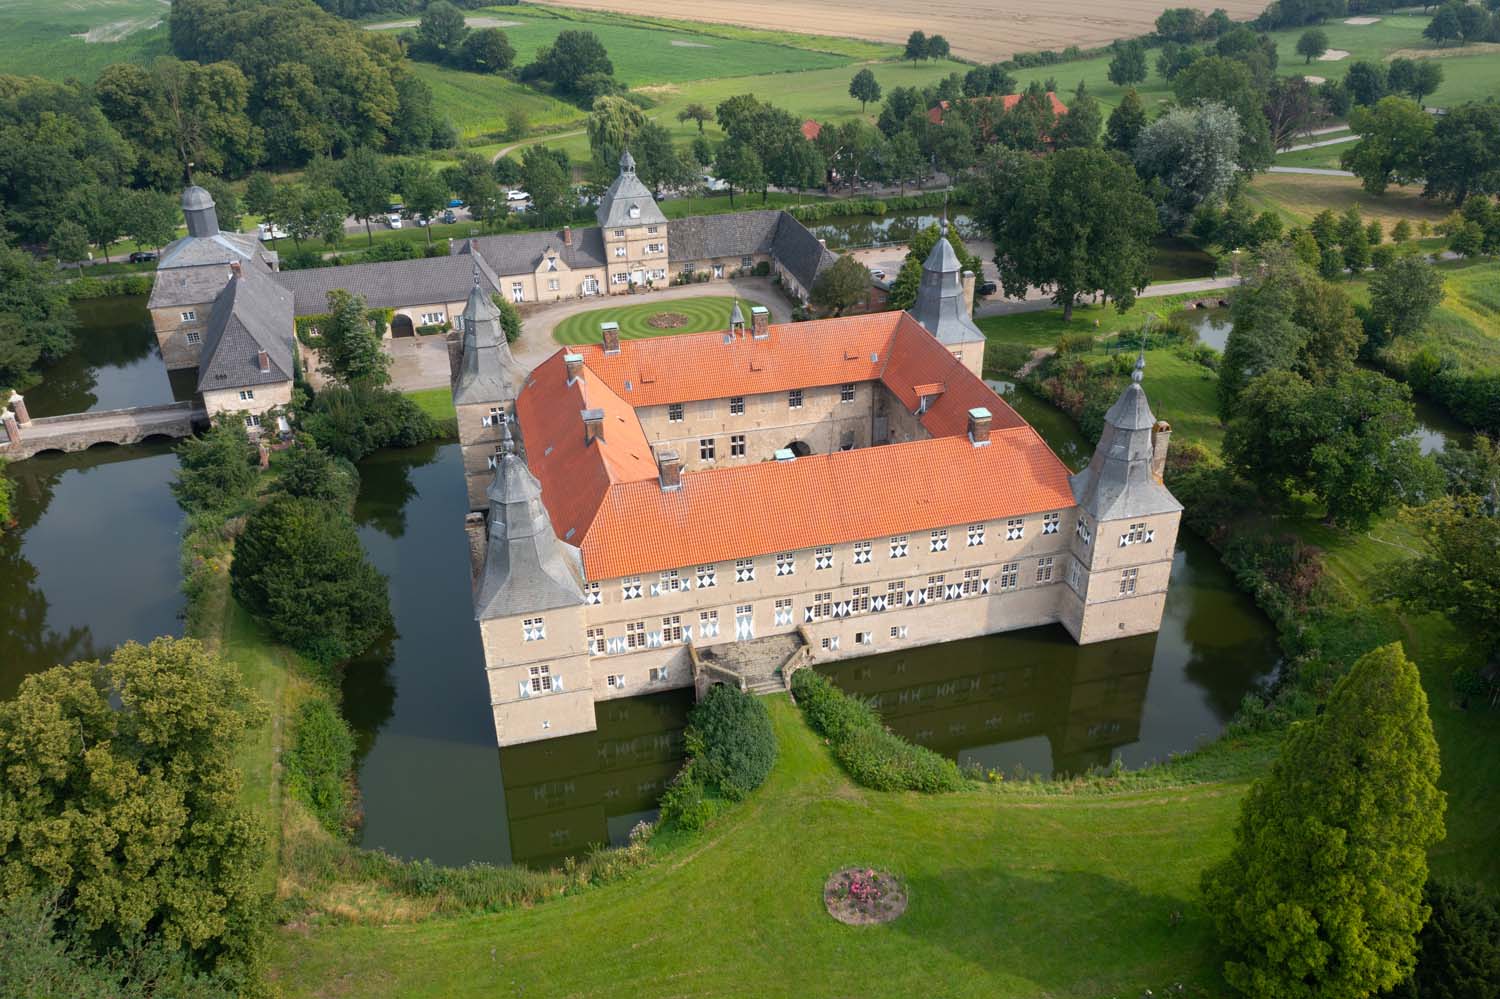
[[1243, 172, 1450, 231], [269, 696, 1250, 998], [977, 292, 1205, 351], [1380, 258, 1500, 374], [551, 295, 765, 344], [0, 0, 169, 81], [1273, 143, 1354, 171], [406, 62, 585, 140], [405, 386, 458, 422]]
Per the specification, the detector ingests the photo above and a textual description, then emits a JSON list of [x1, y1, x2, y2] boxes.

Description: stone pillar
[[961, 271, 976, 313], [9, 393, 31, 426], [2, 410, 20, 446]]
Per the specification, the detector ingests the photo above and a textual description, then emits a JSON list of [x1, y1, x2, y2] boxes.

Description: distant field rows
[[524, 0, 1266, 62]]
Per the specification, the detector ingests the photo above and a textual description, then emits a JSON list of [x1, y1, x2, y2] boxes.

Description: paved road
[[1281, 134, 1359, 153], [975, 276, 1240, 319], [1267, 165, 1357, 177]]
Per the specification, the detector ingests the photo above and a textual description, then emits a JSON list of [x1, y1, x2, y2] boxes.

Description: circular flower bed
[[823, 867, 908, 925], [647, 312, 690, 329]]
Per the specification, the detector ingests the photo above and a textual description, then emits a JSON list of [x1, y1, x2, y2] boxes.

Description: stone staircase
[[692, 634, 807, 696]]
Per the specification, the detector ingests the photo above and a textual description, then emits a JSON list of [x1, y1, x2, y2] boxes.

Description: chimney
[[656, 448, 682, 491], [601, 321, 620, 355], [257, 349, 270, 373], [750, 306, 770, 340], [563, 225, 573, 246], [961, 270, 976, 312], [230, 260, 242, 278], [564, 352, 584, 384], [582, 407, 605, 444], [967, 407, 992, 445], [1151, 420, 1172, 483]]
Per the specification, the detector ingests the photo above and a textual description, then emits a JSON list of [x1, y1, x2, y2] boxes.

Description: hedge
[[684, 685, 776, 801], [286, 697, 357, 836], [787, 190, 972, 224], [63, 273, 153, 300], [790, 669, 965, 792]]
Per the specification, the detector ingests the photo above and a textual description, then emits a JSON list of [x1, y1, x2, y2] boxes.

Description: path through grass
[[270, 696, 1248, 998]]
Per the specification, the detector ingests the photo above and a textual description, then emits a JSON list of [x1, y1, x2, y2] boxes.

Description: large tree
[[586, 94, 646, 172], [1389, 497, 1500, 656], [317, 289, 389, 385], [520, 143, 570, 226], [122, 187, 180, 252], [170, 414, 259, 515], [525, 29, 613, 98], [1051, 81, 1101, 150], [1104, 88, 1148, 154], [713, 140, 764, 208], [1133, 100, 1242, 230], [231, 494, 392, 665], [0, 638, 266, 975], [1342, 96, 1435, 195], [1174, 55, 1273, 170], [461, 28, 514, 74], [0, 238, 76, 390], [1202, 643, 1445, 999], [810, 254, 872, 316], [1368, 253, 1444, 349], [1424, 102, 1500, 204], [414, 0, 468, 63], [978, 147, 1158, 320], [334, 146, 390, 246], [1107, 41, 1148, 87], [848, 68, 882, 113], [1296, 27, 1329, 63]]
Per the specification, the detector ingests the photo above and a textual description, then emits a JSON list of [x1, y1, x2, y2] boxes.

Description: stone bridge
[[1, 396, 206, 461]]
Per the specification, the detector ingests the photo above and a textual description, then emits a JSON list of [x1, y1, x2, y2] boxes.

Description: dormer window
[[628, 205, 641, 219]]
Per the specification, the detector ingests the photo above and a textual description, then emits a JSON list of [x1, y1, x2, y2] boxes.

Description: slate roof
[[454, 280, 525, 406], [197, 269, 295, 393], [457, 227, 608, 276], [911, 226, 985, 346], [1069, 356, 1182, 522], [665, 210, 836, 291], [771, 212, 839, 291], [148, 234, 275, 310], [514, 311, 1068, 580], [927, 92, 1070, 125], [273, 256, 497, 316], [597, 149, 667, 229]]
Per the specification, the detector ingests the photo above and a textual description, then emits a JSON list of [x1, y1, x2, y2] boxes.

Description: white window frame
[[1006, 518, 1024, 542], [998, 562, 1019, 591], [814, 546, 834, 570], [1036, 557, 1055, 584], [889, 536, 908, 559], [528, 664, 553, 693], [840, 383, 855, 403], [696, 564, 717, 588], [930, 529, 948, 552], [1120, 567, 1139, 595], [788, 389, 803, 409], [238, 389, 255, 401], [180, 310, 196, 322], [668, 402, 684, 423], [587, 628, 606, 655], [735, 558, 756, 583], [622, 576, 642, 600], [522, 616, 546, 642], [853, 540, 872, 564], [626, 621, 646, 650], [662, 615, 683, 643], [729, 396, 745, 415], [730, 434, 746, 457], [775, 552, 795, 576], [244, 414, 262, 429], [1043, 512, 1060, 535], [967, 523, 985, 547], [185, 330, 202, 345], [699, 437, 716, 462]]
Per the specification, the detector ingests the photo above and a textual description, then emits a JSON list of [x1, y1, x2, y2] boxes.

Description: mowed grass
[[269, 697, 1249, 998], [0, 0, 170, 81], [404, 386, 458, 422], [373, 4, 855, 87], [407, 62, 584, 139], [551, 295, 765, 344], [1243, 171, 1450, 231], [1381, 258, 1500, 374]]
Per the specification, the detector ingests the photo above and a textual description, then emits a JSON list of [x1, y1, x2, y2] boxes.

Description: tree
[[1219, 248, 1364, 414], [1424, 102, 1500, 203], [713, 140, 764, 208], [677, 103, 712, 133], [1108, 41, 1148, 87], [1202, 643, 1444, 999], [0, 240, 77, 390], [335, 146, 390, 246], [979, 147, 1157, 321], [1390, 497, 1500, 655], [586, 94, 646, 171], [416, 0, 468, 62], [293, 184, 349, 249], [1051, 81, 1101, 149], [1265, 75, 1319, 151], [272, 436, 357, 508], [401, 163, 446, 242], [51, 220, 90, 271], [810, 254, 871, 316], [925, 35, 950, 60], [1368, 253, 1444, 348], [232, 494, 392, 664], [525, 30, 613, 98], [1296, 27, 1329, 63], [1174, 55, 1273, 170], [461, 28, 514, 74], [1105, 88, 1148, 154], [1345, 59, 1390, 107], [849, 68, 882, 113], [1225, 369, 1436, 527], [68, 184, 128, 263], [1424, 3, 1463, 45], [1339, 206, 1373, 272], [520, 144, 570, 226], [1383, 878, 1500, 999], [123, 188, 179, 252], [171, 415, 259, 515], [0, 637, 266, 975], [963, 63, 1016, 98], [904, 30, 928, 61], [317, 289, 389, 385], [887, 224, 985, 311], [198, 176, 241, 231], [1133, 101, 1243, 230], [1409, 60, 1444, 107], [685, 685, 776, 801], [884, 130, 923, 194], [243, 172, 276, 219], [301, 382, 432, 462]]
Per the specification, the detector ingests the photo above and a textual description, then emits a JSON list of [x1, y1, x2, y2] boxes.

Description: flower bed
[[823, 867, 908, 925], [647, 312, 689, 329]]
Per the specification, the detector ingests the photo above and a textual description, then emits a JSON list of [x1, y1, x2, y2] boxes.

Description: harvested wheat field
[[527, 0, 1265, 61]]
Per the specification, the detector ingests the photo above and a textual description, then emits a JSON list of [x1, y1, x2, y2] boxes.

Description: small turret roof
[[454, 270, 524, 406], [1069, 352, 1181, 521], [596, 147, 667, 229], [182, 185, 215, 211], [910, 223, 984, 347]]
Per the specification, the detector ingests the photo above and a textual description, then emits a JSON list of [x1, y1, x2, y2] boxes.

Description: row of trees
[[902, 31, 951, 61], [407, 1, 515, 74], [1344, 98, 1500, 203]]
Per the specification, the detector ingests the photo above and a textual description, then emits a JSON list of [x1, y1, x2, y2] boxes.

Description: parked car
[[387, 213, 403, 229], [976, 280, 998, 297], [414, 215, 430, 227], [869, 268, 886, 281], [701, 175, 729, 192], [128, 250, 157, 264], [441, 210, 457, 224], [448, 198, 464, 208], [387, 202, 402, 214], [506, 189, 530, 202], [257, 223, 288, 241]]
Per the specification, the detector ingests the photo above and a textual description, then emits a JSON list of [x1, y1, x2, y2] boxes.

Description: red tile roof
[[926, 92, 1070, 126], [515, 311, 1072, 580]]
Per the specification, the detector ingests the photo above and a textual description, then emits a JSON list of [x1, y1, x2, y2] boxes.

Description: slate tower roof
[[596, 148, 667, 229], [476, 423, 586, 620], [454, 270, 525, 406], [911, 221, 984, 348], [1069, 352, 1182, 521], [150, 185, 277, 309], [196, 268, 295, 393]]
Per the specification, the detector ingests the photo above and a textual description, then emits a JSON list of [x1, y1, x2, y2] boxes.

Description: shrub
[[657, 766, 714, 831], [983, 340, 1033, 377], [63, 273, 153, 300], [791, 669, 965, 792], [287, 698, 357, 836], [1382, 877, 1500, 999], [1056, 331, 1097, 355], [684, 685, 776, 801]]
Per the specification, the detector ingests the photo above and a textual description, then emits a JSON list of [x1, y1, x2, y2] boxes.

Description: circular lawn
[[551, 296, 767, 346]]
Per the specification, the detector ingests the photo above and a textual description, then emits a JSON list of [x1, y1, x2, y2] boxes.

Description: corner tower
[[1062, 352, 1182, 644], [454, 270, 525, 510], [910, 220, 985, 378], [597, 149, 668, 293], [475, 424, 594, 746]]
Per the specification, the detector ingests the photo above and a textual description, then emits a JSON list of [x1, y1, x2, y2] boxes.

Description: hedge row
[[63, 273, 154, 300], [790, 669, 965, 792], [787, 190, 971, 224]]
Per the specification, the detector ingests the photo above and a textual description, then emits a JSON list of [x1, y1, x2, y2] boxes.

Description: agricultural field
[[551, 295, 768, 344], [0, 0, 169, 81], [407, 61, 585, 140], [525, 0, 1266, 63]]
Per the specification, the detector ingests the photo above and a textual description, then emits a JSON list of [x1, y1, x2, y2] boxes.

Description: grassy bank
[[271, 696, 1253, 997]]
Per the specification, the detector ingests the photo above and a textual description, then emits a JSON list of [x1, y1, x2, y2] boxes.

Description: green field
[[373, 4, 856, 88], [0, 0, 169, 81], [1244, 171, 1451, 231], [1379, 258, 1500, 376], [551, 295, 766, 344], [270, 696, 1252, 997], [407, 61, 585, 139]]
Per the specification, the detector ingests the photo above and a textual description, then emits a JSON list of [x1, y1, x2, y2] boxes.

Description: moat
[[5, 295, 1460, 869]]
